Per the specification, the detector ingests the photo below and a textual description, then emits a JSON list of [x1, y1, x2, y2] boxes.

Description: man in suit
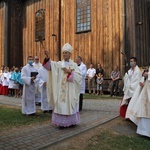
[[75, 56, 87, 111]]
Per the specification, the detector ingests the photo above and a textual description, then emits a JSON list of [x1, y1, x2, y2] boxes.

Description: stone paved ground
[[0, 96, 120, 150]]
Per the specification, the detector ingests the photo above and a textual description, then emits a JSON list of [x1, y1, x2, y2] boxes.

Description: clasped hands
[[139, 72, 149, 87], [63, 68, 72, 74], [143, 72, 148, 78], [43, 82, 47, 87], [31, 76, 35, 84]]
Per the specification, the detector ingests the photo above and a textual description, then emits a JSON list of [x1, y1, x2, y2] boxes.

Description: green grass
[[0, 106, 51, 131], [86, 130, 150, 150], [83, 93, 122, 100]]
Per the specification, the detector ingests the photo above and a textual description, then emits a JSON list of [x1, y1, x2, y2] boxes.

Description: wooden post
[[58, 0, 61, 60], [3, 0, 9, 66]]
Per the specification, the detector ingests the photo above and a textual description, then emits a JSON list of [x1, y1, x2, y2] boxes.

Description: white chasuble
[[46, 59, 82, 115], [125, 77, 145, 124], [126, 70, 150, 137], [137, 79, 150, 118], [136, 72, 150, 137]]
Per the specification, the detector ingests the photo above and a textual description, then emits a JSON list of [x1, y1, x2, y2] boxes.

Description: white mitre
[[62, 43, 73, 53]]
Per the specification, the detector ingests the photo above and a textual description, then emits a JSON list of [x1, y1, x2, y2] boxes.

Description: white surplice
[[78, 62, 87, 94], [33, 62, 42, 103], [1, 72, 10, 86], [126, 70, 150, 137], [21, 64, 40, 115], [38, 66, 52, 111], [33, 62, 42, 69], [121, 65, 142, 106], [8, 72, 14, 89]]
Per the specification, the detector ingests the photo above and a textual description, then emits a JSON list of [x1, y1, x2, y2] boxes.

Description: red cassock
[[119, 97, 128, 118], [0, 84, 2, 95], [1, 86, 9, 96]]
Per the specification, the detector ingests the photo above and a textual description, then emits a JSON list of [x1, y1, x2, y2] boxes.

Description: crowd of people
[[0, 66, 23, 98], [1, 43, 114, 130], [19, 43, 86, 129], [0, 44, 121, 122], [86, 63, 120, 96], [0, 43, 149, 137], [0, 61, 121, 100], [120, 57, 150, 138]]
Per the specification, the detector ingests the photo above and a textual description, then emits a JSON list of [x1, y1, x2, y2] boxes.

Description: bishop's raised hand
[[44, 50, 50, 58]]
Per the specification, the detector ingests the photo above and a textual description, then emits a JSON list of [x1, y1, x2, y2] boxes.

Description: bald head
[[75, 56, 82, 65], [34, 56, 39, 63]]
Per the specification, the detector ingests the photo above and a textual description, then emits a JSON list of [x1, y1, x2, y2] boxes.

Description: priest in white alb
[[33, 56, 42, 106], [21, 56, 40, 115], [38, 65, 52, 113], [43, 43, 82, 129], [126, 66, 150, 137], [120, 57, 142, 118]]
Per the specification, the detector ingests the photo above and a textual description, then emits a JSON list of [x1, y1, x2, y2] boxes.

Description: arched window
[[35, 9, 45, 42], [76, 0, 91, 33]]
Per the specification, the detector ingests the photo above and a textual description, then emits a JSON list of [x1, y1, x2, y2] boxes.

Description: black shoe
[[43, 110, 48, 113], [58, 126, 64, 130], [69, 125, 76, 128], [79, 108, 82, 111], [35, 102, 39, 105], [48, 110, 53, 114], [27, 113, 36, 116], [43, 110, 53, 114], [36, 102, 41, 106]]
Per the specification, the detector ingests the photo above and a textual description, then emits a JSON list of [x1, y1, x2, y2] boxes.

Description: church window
[[76, 0, 91, 33]]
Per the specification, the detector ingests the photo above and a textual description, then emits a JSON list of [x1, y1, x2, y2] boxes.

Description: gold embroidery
[[59, 73, 67, 102]]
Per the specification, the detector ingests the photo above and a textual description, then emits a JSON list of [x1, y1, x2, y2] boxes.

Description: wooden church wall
[[0, 2, 4, 68], [22, 0, 60, 65], [23, 0, 123, 77], [0, 1, 23, 68], [134, 0, 150, 66], [8, 1, 23, 68], [75, 0, 123, 76], [125, 0, 150, 67]]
